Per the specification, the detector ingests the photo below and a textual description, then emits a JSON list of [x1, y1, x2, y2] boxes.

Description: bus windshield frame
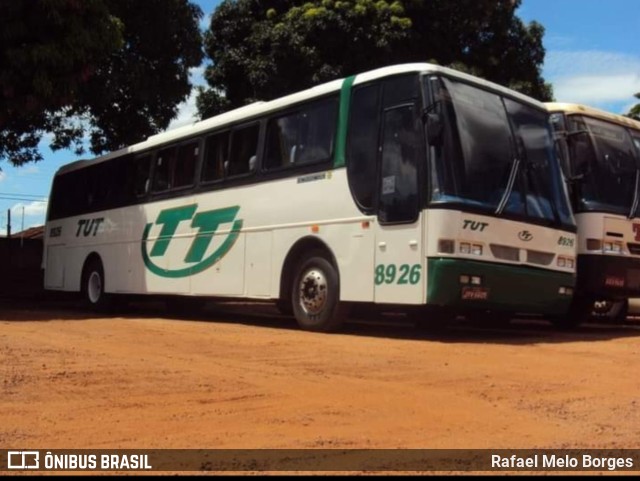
[[423, 75, 575, 231], [560, 114, 640, 218]]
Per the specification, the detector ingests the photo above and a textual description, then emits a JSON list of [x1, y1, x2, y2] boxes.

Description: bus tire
[[292, 253, 346, 332], [591, 299, 629, 324], [81, 257, 110, 311]]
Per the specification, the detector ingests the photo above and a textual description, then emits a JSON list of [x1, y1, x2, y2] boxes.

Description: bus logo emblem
[[141, 204, 243, 278], [518, 230, 533, 242]]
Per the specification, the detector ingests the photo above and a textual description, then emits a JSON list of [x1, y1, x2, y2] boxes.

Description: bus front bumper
[[426, 258, 575, 315], [577, 254, 640, 299]]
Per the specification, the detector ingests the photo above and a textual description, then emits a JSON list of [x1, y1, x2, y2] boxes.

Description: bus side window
[[202, 131, 229, 182], [228, 124, 259, 177], [153, 147, 177, 192], [133, 154, 152, 197], [265, 113, 298, 170], [297, 98, 337, 165], [174, 141, 198, 188]]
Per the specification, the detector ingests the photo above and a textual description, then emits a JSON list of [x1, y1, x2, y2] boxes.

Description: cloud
[[544, 50, 640, 112], [552, 74, 640, 104], [11, 199, 49, 218], [0, 171, 6, 182], [167, 91, 199, 131], [166, 66, 209, 131], [17, 165, 40, 176], [546, 50, 640, 76]]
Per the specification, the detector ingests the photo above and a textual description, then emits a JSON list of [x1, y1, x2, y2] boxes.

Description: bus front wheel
[[292, 253, 347, 332], [591, 299, 629, 324], [81, 258, 110, 311]]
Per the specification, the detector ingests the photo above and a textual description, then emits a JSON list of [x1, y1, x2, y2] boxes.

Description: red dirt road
[[1, 299, 640, 472]]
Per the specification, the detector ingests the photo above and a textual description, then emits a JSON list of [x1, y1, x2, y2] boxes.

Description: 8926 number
[[374, 264, 421, 285]]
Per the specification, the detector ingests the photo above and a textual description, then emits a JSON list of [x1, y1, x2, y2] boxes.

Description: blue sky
[[1, 0, 638, 234]]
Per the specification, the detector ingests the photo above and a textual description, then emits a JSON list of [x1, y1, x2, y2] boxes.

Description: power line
[[0, 192, 46, 198], [0, 196, 47, 203]]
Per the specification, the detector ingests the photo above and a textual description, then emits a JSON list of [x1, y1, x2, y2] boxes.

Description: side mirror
[[426, 112, 443, 146]]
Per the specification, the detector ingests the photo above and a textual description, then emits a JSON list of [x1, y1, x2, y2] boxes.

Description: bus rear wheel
[[81, 258, 111, 311], [292, 253, 346, 332]]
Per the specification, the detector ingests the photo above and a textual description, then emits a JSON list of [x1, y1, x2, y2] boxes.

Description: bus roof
[[545, 102, 640, 131], [56, 63, 548, 176]]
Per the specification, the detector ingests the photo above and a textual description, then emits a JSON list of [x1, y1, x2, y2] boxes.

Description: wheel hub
[[298, 268, 327, 315], [592, 299, 613, 315], [88, 271, 102, 304]]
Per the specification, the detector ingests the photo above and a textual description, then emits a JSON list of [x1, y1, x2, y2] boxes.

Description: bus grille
[[526, 249, 555, 266], [489, 244, 520, 261]]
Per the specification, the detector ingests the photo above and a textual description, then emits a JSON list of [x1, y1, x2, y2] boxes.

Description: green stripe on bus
[[333, 75, 356, 169]]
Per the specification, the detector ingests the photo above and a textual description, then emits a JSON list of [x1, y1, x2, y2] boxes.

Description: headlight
[[603, 242, 623, 253]]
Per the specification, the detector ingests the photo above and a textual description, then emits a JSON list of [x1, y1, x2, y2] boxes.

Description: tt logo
[[518, 230, 533, 242], [141, 204, 243, 278], [633, 224, 640, 242]]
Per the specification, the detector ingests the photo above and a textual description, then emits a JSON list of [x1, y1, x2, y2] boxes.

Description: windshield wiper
[[495, 158, 521, 215], [628, 168, 640, 219]]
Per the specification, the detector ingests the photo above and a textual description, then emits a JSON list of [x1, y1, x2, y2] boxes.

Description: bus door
[[374, 103, 424, 304]]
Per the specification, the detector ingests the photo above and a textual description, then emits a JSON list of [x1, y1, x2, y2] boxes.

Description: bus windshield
[[426, 76, 573, 228], [567, 115, 640, 216]]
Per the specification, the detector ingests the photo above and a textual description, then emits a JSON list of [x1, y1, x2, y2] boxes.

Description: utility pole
[[20, 206, 24, 247], [7, 208, 10, 238]]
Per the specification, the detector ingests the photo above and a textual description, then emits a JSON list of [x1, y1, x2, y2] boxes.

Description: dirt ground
[[1, 298, 640, 473]]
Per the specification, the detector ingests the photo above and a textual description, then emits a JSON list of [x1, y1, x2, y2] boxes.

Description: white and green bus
[[547, 103, 640, 325], [43, 63, 577, 331]]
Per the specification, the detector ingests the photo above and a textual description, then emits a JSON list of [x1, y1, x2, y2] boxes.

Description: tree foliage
[[198, 0, 411, 119], [0, 0, 203, 166], [198, 0, 553, 118], [401, 0, 552, 100], [627, 93, 640, 121]]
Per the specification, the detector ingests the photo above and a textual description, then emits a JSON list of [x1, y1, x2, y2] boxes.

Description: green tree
[[627, 93, 640, 121], [197, 0, 552, 119], [0, 0, 203, 166], [197, 0, 412, 119], [401, 0, 552, 101]]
